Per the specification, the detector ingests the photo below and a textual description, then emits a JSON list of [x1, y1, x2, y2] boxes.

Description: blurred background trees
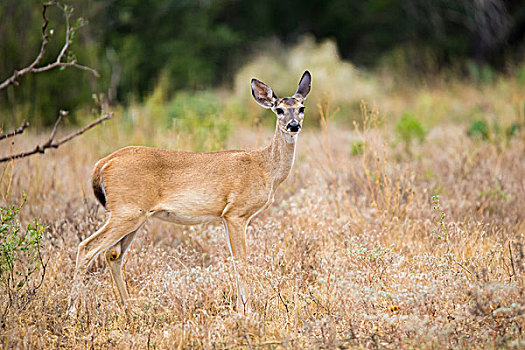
[[1, 0, 524, 126]]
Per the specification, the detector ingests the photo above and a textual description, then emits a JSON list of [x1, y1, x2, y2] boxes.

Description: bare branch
[[0, 112, 113, 163], [44, 110, 68, 147], [0, 122, 30, 141], [50, 112, 112, 147], [0, 1, 109, 165], [0, 1, 99, 91]]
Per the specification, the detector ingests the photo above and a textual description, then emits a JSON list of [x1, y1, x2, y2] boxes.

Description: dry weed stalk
[[316, 97, 341, 218], [0, 160, 15, 201], [350, 101, 413, 219]]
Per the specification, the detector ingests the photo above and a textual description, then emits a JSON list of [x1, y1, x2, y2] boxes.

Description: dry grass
[[1, 78, 525, 349]]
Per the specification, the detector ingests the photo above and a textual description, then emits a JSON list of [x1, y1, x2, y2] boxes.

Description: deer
[[70, 71, 311, 314]]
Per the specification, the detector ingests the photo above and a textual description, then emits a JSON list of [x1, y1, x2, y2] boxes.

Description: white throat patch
[[284, 133, 298, 144]]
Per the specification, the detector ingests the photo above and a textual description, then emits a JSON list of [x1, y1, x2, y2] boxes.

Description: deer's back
[[92, 146, 271, 219]]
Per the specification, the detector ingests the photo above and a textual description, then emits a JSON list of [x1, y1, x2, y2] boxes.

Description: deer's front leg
[[222, 217, 249, 314]]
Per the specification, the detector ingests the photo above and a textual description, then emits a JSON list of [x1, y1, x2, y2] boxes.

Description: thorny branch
[[0, 0, 99, 91], [0, 112, 113, 163]]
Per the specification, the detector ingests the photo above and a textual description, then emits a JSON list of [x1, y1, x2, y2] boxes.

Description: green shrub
[[506, 123, 521, 138], [466, 61, 495, 84], [232, 36, 380, 125], [351, 141, 365, 156], [467, 119, 522, 143], [467, 120, 490, 140], [395, 113, 427, 153], [0, 196, 46, 321], [517, 65, 525, 86], [168, 91, 231, 152]]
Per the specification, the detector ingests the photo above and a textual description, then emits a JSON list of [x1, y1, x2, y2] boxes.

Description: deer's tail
[[91, 159, 107, 209]]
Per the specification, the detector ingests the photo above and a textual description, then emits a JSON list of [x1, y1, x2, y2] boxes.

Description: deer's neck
[[264, 124, 297, 187]]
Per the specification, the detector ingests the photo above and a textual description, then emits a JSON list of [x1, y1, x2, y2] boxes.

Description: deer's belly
[[150, 190, 224, 225], [151, 210, 220, 225]]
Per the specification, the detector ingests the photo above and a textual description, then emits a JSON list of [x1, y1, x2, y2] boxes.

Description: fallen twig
[[0, 112, 113, 163]]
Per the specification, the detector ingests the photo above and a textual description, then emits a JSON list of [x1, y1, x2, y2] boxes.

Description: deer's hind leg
[[74, 213, 146, 277], [105, 230, 138, 305], [70, 212, 146, 313]]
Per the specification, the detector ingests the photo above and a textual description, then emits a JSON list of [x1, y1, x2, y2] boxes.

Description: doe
[[71, 71, 311, 313]]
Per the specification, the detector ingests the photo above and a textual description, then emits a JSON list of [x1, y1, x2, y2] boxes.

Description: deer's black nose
[[287, 120, 301, 132]]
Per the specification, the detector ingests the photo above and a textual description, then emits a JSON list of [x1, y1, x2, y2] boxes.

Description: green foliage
[[466, 61, 496, 84], [395, 113, 427, 153], [507, 123, 521, 138], [351, 141, 365, 156], [467, 120, 490, 140], [517, 65, 525, 86], [0, 196, 46, 318], [167, 92, 231, 152], [105, 0, 242, 99], [467, 119, 523, 143], [431, 195, 449, 250]]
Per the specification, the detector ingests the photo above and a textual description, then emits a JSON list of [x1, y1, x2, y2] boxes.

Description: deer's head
[[251, 71, 311, 140]]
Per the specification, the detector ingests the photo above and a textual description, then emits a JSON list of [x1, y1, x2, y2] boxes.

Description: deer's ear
[[294, 70, 311, 99], [251, 79, 277, 109]]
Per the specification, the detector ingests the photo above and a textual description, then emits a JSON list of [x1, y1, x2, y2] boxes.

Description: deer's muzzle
[[286, 120, 301, 133]]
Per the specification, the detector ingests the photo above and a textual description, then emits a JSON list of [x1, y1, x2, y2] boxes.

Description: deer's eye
[[276, 108, 284, 115], [299, 107, 305, 114]]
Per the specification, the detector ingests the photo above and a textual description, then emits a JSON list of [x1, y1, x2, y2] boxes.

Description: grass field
[[1, 61, 525, 348]]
